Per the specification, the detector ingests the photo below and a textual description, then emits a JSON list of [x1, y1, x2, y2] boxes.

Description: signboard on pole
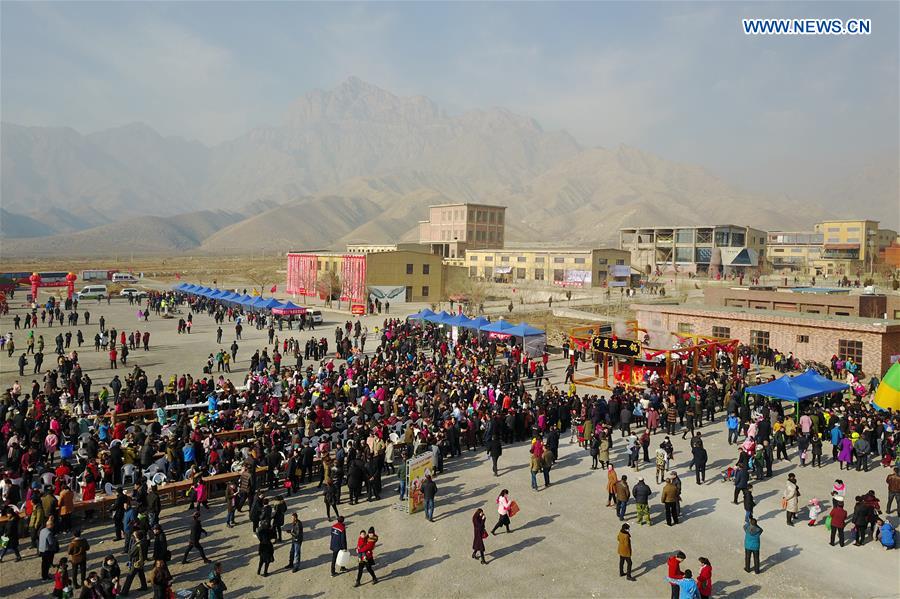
[[406, 453, 434, 514], [351, 303, 366, 315]]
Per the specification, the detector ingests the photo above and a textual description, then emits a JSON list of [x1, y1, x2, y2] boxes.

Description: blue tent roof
[[408, 308, 435, 321], [480, 319, 517, 333], [221, 292, 241, 302], [196, 287, 213, 296], [746, 375, 826, 402], [260, 298, 283, 309], [277, 301, 304, 311], [460, 316, 490, 330], [250, 296, 269, 308], [791, 369, 849, 395], [424, 310, 453, 323], [209, 289, 228, 299], [506, 321, 545, 337], [183, 284, 199, 293], [445, 313, 473, 327], [237, 294, 255, 304]]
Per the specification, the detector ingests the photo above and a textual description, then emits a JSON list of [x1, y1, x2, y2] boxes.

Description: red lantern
[[65, 272, 78, 300], [29, 272, 41, 302]]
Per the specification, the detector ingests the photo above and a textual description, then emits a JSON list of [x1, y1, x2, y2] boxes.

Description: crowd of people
[[1, 287, 898, 598]]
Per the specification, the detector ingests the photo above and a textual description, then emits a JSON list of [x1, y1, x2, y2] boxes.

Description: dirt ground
[[1, 284, 898, 599]]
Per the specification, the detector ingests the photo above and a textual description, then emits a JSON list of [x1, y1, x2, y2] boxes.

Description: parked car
[[119, 288, 147, 299], [308, 310, 323, 324], [112, 273, 139, 283]]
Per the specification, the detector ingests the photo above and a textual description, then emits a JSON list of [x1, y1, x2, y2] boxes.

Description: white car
[[119, 288, 147, 299], [308, 310, 323, 324]]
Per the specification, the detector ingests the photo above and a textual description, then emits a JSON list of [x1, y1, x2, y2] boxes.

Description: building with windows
[[703, 286, 891, 318], [633, 303, 900, 374], [286, 249, 447, 304], [619, 224, 767, 275], [466, 247, 632, 288], [766, 231, 824, 271], [417, 203, 506, 259]]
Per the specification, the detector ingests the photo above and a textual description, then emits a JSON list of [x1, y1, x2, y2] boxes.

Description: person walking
[[530, 451, 541, 491], [67, 528, 90, 588], [488, 435, 502, 476], [783, 473, 800, 526], [354, 527, 378, 587], [150, 559, 173, 599], [693, 443, 708, 485], [606, 464, 618, 507], [324, 478, 341, 520], [0, 506, 23, 562], [256, 520, 275, 577], [733, 463, 749, 504], [633, 476, 652, 526], [617, 523, 636, 581], [472, 508, 487, 564], [287, 513, 303, 572], [615, 475, 631, 520], [120, 530, 148, 596], [829, 500, 848, 547], [491, 489, 513, 534], [181, 511, 210, 565], [697, 557, 713, 599], [422, 474, 438, 521], [743, 517, 763, 574], [329, 516, 347, 577], [542, 447, 554, 487]]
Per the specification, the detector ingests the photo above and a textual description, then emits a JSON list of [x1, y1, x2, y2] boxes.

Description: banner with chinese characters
[[287, 254, 318, 297], [591, 336, 642, 357], [340, 254, 367, 303]]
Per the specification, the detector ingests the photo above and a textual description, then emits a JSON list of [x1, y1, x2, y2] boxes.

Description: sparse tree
[[316, 271, 341, 307]]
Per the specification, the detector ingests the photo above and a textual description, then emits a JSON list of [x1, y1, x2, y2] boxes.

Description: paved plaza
[[1, 291, 898, 599]]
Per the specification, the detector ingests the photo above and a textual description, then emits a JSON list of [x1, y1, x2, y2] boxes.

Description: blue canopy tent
[[221, 292, 241, 303], [445, 313, 473, 327], [506, 321, 547, 357], [792, 369, 850, 395], [237, 294, 255, 305], [249, 296, 269, 309], [460, 316, 490, 330], [210, 290, 229, 299], [407, 308, 435, 322], [259, 298, 284, 310], [480, 319, 517, 335], [424, 310, 453, 324], [183, 284, 199, 294], [746, 372, 847, 419]]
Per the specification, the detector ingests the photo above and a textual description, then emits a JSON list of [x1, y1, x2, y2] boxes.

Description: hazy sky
[[2, 1, 898, 212]]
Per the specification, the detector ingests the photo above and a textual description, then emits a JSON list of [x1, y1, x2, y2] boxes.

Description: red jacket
[[697, 564, 712, 596], [356, 535, 376, 561], [830, 506, 847, 528], [667, 555, 684, 580]]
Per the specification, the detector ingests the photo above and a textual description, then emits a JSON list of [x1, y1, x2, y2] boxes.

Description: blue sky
[[2, 1, 897, 201]]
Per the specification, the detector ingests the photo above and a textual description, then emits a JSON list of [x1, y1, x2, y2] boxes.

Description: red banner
[[351, 303, 366, 315], [286, 254, 318, 297], [340, 254, 367, 303]]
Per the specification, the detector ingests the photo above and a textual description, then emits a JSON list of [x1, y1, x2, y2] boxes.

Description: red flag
[[175, 273, 181, 280], [270, 284, 277, 293]]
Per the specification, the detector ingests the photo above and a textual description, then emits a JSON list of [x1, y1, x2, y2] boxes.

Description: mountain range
[[2, 77, 894, 256]]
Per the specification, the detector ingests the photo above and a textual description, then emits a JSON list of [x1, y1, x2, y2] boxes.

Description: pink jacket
[[497, 495, 511, 515]]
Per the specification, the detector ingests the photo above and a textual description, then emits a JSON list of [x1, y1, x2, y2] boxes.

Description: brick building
[[633, 303, 900, 375], [703, 287, 891, 318]]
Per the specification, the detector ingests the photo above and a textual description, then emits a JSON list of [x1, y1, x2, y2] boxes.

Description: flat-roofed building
[[286, 249, 446, 304], [766, 231, 824, 272], [812, 219, 879, 275], [418, 203, 506, 259], [703, 286, 889, 318], [633, 303, 900, 374], [466, 247, 631, 287], [619, 224, 767, 276]]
